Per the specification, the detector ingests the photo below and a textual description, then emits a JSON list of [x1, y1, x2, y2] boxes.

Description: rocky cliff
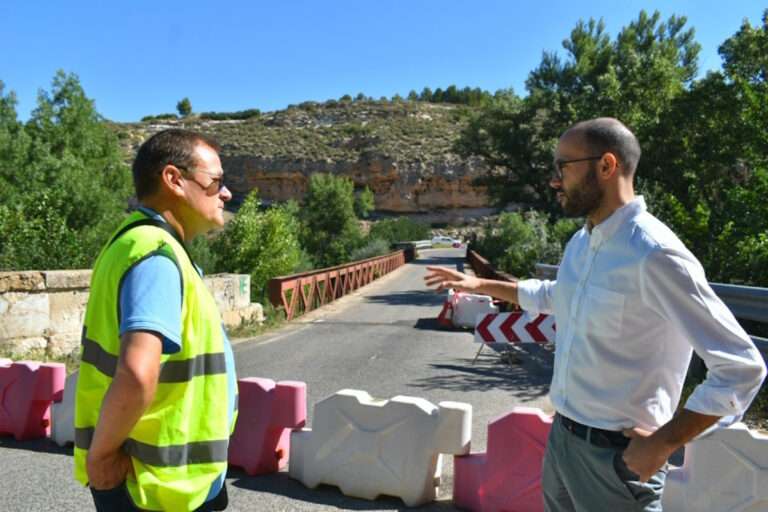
[[117, 100, 498, 213]]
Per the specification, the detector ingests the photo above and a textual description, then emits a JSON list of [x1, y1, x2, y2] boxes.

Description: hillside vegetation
[[119, 100, 475, 166]]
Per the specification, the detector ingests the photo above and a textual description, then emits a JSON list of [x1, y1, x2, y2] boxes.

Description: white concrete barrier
[[51, 371, 77, 446], [663, 422, 768, 511], [289, 389, 472, 507]]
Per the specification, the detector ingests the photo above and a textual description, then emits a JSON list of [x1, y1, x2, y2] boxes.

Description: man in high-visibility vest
[[74, 129, 238, 511]]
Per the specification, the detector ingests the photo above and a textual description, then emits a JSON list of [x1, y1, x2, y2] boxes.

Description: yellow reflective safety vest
[[74, 211, 232, 511]]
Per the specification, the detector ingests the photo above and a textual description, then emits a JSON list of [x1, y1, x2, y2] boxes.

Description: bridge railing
[[467, 250, 516, 282], [268, 250, 406, 320]]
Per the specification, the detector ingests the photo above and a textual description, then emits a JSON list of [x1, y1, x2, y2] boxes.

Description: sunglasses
[[174, 164, 228, 193]]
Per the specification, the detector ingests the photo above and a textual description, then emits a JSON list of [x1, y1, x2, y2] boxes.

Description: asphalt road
[[0, 248, 554, 511]]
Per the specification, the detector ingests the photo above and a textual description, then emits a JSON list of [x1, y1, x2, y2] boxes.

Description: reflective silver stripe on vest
[[75, 426, 94, 450], [75, 427, 228, 467], [81, 336, 118, 377], [158, 353, 227, 383], [81, 334, 226, 382]]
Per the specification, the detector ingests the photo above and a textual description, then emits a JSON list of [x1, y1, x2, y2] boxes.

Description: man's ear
[[160, 164, 186, 198], [600, 152, 620, 179]]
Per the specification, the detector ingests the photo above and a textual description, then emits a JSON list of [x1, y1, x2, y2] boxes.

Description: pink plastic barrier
[[454, 407, 553, 512], [0, 360, 66, 440], [228, 378, 307, 475]]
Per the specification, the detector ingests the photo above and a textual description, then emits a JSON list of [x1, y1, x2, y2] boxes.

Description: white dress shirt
[[517, 196, 766, 431]]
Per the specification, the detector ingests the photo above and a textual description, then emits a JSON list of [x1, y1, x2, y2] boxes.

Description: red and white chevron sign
[[474, 312, 556, 344]]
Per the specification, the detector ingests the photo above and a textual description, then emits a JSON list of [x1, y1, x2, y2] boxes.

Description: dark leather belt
[[558, 414, 630, 449]]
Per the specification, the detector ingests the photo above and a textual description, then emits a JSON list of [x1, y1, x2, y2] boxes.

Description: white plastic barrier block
[[289, 389, 471, 507], [663, 422, 768, 512], [452, 292, 498, 328], [51, 371, 77, 446]]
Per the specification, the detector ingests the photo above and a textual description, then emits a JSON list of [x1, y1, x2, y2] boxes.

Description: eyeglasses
[[174, 164, 228, 193], [552, 155, 604, 180]]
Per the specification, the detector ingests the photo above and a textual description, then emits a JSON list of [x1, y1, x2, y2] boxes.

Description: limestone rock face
[[119, 102, 498, 214], [222, 155, 491, 213]]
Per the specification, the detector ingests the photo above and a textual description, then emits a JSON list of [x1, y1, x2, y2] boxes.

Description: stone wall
[[0, 270, 264, 358]]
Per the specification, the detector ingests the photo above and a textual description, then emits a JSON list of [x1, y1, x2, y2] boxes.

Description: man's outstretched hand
[[424, 266, 482, 293]]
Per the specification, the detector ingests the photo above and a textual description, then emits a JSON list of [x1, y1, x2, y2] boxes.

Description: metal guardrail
[[710, 284, 768, 324], [534, 263, 558, 280], [268, 251, 406, 320]]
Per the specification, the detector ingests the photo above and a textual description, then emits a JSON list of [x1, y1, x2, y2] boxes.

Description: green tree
[[475, 211, 564, 277], [444, 85, 459, 103], [640, 11, 768, 285], [354, 186, 375, 218], [176, 97, 192, 117], [0, 71, 132, 270], [212, 192, 308, 300], [301, 173, 363, 267], [459, 11, 699, 209], [0, 81, 31, 207]]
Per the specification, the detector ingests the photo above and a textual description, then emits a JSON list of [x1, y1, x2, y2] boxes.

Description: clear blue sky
[[1, 1, 764, 122]]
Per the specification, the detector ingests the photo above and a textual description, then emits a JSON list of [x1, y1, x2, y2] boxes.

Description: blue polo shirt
[[118, 207, 236, 502]]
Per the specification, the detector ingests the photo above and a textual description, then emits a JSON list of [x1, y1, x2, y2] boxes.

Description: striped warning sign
[[474, 312, 556, 344]]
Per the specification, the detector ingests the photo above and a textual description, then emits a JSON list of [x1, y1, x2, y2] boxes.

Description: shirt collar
[[589, 196, 646, 245], [137, 206, 166, 223]]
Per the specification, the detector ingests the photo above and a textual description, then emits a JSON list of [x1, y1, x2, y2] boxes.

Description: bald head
[[563, 118, 641, 176]]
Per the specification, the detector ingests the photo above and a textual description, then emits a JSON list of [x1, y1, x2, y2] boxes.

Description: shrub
[[369, 217, 430, 244], [198, 109, 261, 121], [188, 234, 219, 275], [140, 113, 178, 122], [475, 211, 565, 277], [349, 238, 391, 261]]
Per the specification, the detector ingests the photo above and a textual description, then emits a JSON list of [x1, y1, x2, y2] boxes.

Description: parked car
[[432, 236, 462, 247]]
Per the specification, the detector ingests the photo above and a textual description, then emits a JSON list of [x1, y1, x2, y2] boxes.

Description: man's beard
[[561, 164, 603, 218]]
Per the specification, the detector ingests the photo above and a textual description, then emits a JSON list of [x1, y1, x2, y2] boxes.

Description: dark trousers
[[542, 415, 666, 511], [90, 481, 228, 511]]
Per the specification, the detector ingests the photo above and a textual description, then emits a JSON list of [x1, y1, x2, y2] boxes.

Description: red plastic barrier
[[0, 360, 66, 440], [228, 378, 307, 475], [454, 407, 553, 512]]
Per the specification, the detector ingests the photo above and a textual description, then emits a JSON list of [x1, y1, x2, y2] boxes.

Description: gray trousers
[[542, 415, 667, 512]]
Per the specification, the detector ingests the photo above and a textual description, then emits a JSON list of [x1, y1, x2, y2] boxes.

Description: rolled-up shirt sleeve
[[517, 278, 556, 316], [641, 246, 767, 418]]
